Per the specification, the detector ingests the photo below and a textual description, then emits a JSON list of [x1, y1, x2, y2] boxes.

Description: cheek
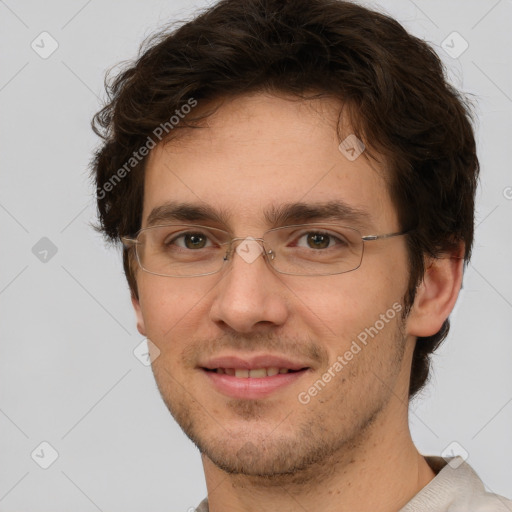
[[286, 255, 407, 355], [137, 275, 212, 344]]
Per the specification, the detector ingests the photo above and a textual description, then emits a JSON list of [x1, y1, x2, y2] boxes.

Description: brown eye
[[183, 233, 208, 249], [163, 230, 213, 250], [306, 233, 331, 249]]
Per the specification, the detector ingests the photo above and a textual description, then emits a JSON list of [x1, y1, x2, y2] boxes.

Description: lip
[[202, 368, 310, 399], [199, 353, 311, 400], [200, 354, 309, 371]]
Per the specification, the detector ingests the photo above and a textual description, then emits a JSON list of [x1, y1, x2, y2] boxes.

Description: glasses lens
[[264, 224, 363, 275], [136, 225, 229, 276]]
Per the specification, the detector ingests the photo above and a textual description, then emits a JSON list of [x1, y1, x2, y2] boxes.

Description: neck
[[202, 399, 436, 512]]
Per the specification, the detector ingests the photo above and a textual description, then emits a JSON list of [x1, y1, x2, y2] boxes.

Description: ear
[[406, 244, 465, 337], [131, 292, 147, 336]]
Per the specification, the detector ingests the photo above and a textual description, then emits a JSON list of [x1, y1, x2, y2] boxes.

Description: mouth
[[203, 367, 306, 378], [199, 354, 311, 399]]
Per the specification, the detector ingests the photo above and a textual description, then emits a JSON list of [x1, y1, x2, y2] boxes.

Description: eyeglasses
[[121, 223, 409, 277]]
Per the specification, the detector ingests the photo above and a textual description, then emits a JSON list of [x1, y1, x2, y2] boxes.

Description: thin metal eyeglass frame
[[121, 223, 410, 278]]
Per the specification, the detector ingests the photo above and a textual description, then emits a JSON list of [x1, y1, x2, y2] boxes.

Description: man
[[91, 0, 511, 509]]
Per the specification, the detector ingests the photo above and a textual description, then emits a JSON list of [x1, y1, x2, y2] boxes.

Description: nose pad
[[224, 237, 269, 267], [234, 237, 265, 264]]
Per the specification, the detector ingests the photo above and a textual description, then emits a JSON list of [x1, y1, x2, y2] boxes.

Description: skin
[[131, 92, 464, 511]]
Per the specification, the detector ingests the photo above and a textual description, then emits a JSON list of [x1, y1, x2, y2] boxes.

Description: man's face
[[133, 93, 414, 477]]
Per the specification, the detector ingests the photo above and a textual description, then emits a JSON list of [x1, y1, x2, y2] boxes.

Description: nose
[[209, 238, 289, 333]]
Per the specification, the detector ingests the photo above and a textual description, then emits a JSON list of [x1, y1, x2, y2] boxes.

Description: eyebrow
[[145, 200, 373, 230], [264, 201, 372, 228], [146, 202, 231, 226]]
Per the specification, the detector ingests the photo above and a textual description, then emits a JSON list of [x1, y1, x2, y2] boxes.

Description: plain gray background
[[1, 0, 511, 510]]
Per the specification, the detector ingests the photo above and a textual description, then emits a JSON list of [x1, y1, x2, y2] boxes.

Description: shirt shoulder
[[194, 497, 209, 512], [400, 456, 512, 512], [194, 457, 511, 512]]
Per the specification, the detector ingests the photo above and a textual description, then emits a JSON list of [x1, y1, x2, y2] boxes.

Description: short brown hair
[[91, 0, 479, 399]]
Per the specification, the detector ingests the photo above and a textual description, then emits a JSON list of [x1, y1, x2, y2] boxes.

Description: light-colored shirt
[[194, 456, 512, 511]]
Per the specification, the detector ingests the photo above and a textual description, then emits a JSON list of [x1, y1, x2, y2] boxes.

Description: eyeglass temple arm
[[361, 230, 408, 241], [362, 231, 465, 260], [121, 236, 139, 249]]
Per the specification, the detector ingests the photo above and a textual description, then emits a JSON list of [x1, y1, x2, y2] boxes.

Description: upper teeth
[[215, 367, 292, 378]]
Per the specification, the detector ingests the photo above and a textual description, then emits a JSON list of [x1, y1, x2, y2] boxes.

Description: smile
[[202, 367, 309, 399], [204, 367, 301, 378]]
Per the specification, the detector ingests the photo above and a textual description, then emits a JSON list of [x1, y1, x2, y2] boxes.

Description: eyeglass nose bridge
[[223, 236, 276, 264]]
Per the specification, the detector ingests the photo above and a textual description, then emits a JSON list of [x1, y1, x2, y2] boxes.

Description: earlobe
[[406, 245, 465, 338], [131, 293, 147, 336]]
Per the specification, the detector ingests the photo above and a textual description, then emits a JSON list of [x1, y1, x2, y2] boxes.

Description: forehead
[[142, 93, 397, 232]]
